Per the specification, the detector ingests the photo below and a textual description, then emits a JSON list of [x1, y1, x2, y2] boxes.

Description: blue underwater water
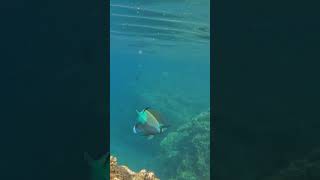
[[110, 0, 210, 179]]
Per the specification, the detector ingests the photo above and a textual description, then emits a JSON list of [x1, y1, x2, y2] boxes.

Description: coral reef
[[158, 109, 210, 180], [110, 155, 160, 180], [262, 148, 320, 180]]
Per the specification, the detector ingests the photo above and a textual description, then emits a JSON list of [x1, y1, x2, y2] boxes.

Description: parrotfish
[[133, 107, 170, 139]]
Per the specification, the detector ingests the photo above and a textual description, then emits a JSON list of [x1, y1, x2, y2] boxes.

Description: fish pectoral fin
[[147, 135, 154, 140]]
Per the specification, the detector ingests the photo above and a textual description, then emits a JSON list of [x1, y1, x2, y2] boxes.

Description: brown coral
[[110, 155, 160, 180]]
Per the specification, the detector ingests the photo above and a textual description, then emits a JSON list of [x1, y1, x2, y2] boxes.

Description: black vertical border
[[0, 0, 110, 179], [106, 0, 111, 175], [210, 0, 215, 178], [211, 0, 320, 179]]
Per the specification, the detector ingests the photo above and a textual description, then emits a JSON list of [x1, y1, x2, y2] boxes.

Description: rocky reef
[[110, 155, 160, 180], [158, 109, 210, 180], [262, 148, 320, 180]]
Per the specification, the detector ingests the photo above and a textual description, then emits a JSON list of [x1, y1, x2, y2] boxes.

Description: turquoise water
[[110, 0, 210, 179]]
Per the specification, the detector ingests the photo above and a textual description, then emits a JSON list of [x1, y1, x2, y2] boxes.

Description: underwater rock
[[261, 148, 320, 180], [158, 109, 210, 180], [110, 155, 160, 180]]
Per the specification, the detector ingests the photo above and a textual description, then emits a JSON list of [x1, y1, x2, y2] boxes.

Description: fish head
[[136, 110, 147, 124]]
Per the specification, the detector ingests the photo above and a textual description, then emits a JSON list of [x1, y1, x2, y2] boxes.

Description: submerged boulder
[[110, 155, 160, 180]]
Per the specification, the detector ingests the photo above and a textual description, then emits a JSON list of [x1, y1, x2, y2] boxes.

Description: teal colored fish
[[133, 107, 170, 139], [84, 152, 109, 180]]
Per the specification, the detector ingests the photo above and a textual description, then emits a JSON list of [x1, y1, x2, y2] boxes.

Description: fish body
[[133, 107, 169, 138]]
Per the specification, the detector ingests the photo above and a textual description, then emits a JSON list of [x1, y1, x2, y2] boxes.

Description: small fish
[[84, 152, 109, 180], [133, 107, 170, 139]]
